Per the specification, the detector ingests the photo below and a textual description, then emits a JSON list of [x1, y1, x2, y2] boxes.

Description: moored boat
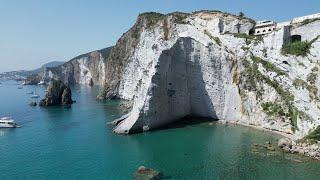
[[0, 117, 20, 128], [38, 81, 45, 85], [31, 93, 40, 98], [26, 91, 34, 94]]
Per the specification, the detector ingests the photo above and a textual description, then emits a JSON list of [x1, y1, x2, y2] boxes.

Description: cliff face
[[42, 47, 112, 86], [101, 11, 320, 140], [39, 10, 320, 141]]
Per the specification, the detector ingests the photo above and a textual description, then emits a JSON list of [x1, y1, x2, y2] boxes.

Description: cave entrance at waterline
[[150, 38, 221, 128]]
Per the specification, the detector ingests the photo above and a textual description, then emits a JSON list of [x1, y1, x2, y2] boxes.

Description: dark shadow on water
[[152, 116, 217, 132], [50, 121, 80, 131], [39, 105, 73, 111]]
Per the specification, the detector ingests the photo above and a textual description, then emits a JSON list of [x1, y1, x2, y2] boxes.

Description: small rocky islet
[[133, 166, 163, 180], [39, 79, 74, 107]]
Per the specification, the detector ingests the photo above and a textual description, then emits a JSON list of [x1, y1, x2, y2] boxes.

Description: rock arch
[[114, 38, 242, 134]]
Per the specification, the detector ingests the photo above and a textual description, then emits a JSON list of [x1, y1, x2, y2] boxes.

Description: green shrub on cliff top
[[173, 14, 188, 24], [140, 12, 165, 28]]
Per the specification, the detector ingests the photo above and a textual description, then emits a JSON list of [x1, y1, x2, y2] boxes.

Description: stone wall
[[292, 13, 320, 24], [291, 21, 320, 41]]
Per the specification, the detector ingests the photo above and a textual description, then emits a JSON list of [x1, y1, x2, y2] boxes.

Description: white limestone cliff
[[106, 11, 320, 142], [42, 47, 112, 86], [37, 10, 320, 144]]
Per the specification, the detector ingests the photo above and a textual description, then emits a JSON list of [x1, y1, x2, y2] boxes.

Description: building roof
[[256, 20, 276, 27]]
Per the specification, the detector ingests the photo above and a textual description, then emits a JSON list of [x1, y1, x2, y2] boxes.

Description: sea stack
[[39, 79, 74, 106]]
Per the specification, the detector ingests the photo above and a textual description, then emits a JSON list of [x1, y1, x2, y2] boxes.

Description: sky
[[0, 0, 319, 72]]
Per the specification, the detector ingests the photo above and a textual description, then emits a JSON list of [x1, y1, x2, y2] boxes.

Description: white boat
[[38, 81, 45, 85], [26, 91, 34, 94], [31, 93, 40, 98], [0, 117, 20, 128]]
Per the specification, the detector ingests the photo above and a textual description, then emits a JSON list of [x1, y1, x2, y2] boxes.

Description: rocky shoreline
[[278, 138, 320, 160], [216, 120, 320, 160], [216, 120, 294, 139]]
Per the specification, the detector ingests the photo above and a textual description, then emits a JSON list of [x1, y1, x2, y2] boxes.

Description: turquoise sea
[[1, 81, 320, 179]]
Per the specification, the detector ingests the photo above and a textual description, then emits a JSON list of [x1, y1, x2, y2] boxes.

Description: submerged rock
[[266, 146, 275, 151], [278, 138, 320, 160], [133, 166, 163, 180], [278, 138, 292, 149], [39, 80, 74, 106]]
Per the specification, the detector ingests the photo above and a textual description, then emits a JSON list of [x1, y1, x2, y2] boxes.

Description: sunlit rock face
[[42, 47, 112, 86], [39, 10, 320, 139], [106, 11, 320, 138], [114, 37, 243, 133]]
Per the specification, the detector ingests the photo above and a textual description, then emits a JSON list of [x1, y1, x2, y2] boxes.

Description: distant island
[[0, 61, 64, 81]]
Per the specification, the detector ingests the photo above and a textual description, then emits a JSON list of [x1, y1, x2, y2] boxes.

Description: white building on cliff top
[[254, 20, 276, 35], [254, 13, 320, 36]]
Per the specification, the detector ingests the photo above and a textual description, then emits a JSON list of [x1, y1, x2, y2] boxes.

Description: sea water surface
[[1, 81, 320, 179]]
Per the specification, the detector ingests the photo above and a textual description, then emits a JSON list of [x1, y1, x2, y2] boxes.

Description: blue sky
[[0, 0, 319, 72]]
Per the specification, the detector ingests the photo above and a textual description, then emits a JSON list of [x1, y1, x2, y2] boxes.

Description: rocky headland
[[100, 11, 320, 139], [31, 10, 320, 159], [41, 47, 113, 86]]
